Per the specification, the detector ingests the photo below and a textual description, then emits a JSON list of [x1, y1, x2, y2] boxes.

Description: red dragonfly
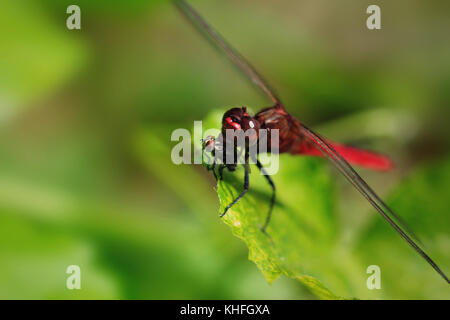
[[175, 0, 449, 283]]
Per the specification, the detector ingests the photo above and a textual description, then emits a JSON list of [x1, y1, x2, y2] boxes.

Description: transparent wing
[[174, 0, 282, 106], [299, 124, 449, 283]]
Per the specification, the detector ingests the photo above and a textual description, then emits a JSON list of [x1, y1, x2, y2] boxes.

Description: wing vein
[[174, 0, 282, 105], [300, 124, 449, 284]]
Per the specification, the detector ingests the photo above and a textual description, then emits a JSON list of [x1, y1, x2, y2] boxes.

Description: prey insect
[[175, 0, 449, 283]]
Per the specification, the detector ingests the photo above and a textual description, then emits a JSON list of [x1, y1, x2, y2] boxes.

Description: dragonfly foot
[[218, 164, 225, 181], [260, 227, 274, 246], [219, 207, 229, 218]]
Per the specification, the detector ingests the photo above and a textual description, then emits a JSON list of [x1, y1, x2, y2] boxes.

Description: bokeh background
[[0, 0, 449, 299]]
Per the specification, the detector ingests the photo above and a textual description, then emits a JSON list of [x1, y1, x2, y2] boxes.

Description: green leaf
[[216, 157, 346, 299], [201, 109, 345, 299]]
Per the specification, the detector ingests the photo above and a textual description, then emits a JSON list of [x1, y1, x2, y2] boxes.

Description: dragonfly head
[[222, 106, 260, 146], [201, 135, 216, 152]]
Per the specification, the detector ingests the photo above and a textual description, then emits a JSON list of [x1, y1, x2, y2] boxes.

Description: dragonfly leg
[[205, 158, 217, 180], [256, 160, 276, 233], [205, 149, 224, 181], [219, 162, 249, 218], [218, 164, 225, 180], [204, 145, 219, 180], [212, 163, 220, 181]]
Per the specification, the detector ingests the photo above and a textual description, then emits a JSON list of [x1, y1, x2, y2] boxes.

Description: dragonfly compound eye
[[225, 116, 241, 130]]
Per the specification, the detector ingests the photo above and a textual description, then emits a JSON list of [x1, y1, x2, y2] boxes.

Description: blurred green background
[[0, 0, 449, 299]]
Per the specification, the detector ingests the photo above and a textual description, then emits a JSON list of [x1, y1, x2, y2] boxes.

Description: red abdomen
[[290, 140, 393, 171], [256, 106, 393, 171]]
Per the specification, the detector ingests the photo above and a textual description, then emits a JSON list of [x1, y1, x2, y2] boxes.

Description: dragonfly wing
[[174, 0, 283, 107], [299, 124, 449, 283]]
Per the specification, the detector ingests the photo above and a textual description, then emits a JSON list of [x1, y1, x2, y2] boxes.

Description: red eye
[[225, 117, 241, 130]]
